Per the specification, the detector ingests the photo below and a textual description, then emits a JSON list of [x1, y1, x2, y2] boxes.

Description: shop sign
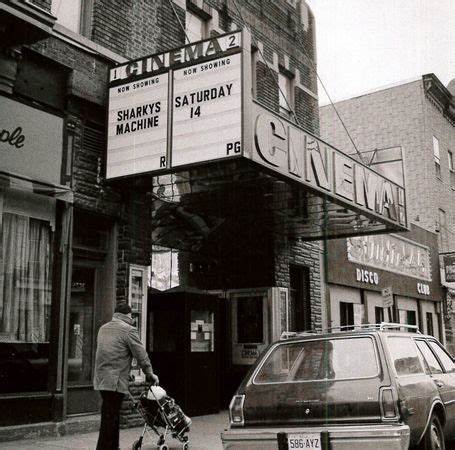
[[347, 234, 431, 281], [444, 254, 455, 283], [110, 33, 241, 82], [251, 105, 407, 228], [356, 268, 379, 285], [1, 96, 63, 184], [417, 283, 430, 296], [106, 32, 242, 179]]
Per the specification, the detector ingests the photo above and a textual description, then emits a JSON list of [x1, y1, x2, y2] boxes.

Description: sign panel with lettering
[[106, 31, 242, 179], [444, 255, 455, 283], [347, 234, 431, 281], [250, 103, 407, 228], [107, 74, 168, 178], [382, 286, 394, 308], [1, 96, 63, 184], [171, 53, 242, 167]]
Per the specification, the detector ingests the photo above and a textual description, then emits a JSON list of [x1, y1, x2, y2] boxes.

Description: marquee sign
[[107, 73, 168, 178], [250, 104, 407, 227], [106, 30, 408, 233], [107, 32, 242, 179], [171, 53, 242, 167]]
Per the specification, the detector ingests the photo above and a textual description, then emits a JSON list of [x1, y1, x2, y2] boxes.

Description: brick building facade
[[1, 0, 328, 435], [319, 75, 455, 349]]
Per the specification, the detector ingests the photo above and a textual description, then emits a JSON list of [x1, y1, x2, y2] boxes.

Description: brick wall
[[31, 36, 110, 105], [319, 79, 455, 243], [274, 237, 323, 331], [319, 78, 455, 346]]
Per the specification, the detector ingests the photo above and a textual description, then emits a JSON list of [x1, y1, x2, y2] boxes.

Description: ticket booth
[[220, 287, 290, 404], [147, 288, 220, 416]]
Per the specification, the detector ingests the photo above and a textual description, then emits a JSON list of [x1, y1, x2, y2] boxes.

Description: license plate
[[287, 433, 322, 449]]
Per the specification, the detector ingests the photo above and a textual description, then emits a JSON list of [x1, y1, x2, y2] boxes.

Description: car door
[[424, 340, 455, 439], [386, 335, 437, 447]]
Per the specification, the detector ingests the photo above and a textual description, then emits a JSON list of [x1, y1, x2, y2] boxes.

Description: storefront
[[106, 30, 410, 411], [326, 224, 443, 337], [0, 95, 72, 425]]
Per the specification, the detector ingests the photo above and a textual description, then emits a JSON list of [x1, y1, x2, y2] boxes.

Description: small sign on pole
[[382, 286, 394, 308]]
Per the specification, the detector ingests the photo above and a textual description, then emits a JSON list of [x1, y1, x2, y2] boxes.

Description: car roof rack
[[280, 322, 420, 339]]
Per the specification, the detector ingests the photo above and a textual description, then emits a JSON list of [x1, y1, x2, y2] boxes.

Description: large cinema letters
[[255, 113, 287, 168], [253, 110, 406, 226]]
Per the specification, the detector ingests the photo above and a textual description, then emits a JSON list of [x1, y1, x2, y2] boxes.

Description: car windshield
[[254, 336, 379, 383]]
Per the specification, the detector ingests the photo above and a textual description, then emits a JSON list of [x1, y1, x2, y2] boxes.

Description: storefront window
[[399, 309, 417, 328], [0, 212, 52, 392], [340, 302, 354, 330], [375, 306, 385, 324]]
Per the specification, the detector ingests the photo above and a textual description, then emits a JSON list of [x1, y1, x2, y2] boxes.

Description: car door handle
[[433, 379, 444, 388]]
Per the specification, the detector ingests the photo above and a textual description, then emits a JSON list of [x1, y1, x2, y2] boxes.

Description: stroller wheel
[[182, 442, 189, 450], [158, 445, 169, 450], [131, 439, 142, 450]]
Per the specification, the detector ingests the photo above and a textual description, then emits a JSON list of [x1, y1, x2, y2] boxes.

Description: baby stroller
[[131, 384, 191, 450]]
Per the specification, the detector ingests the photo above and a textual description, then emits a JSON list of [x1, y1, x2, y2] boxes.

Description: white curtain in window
[[1, 213, 52, 343]]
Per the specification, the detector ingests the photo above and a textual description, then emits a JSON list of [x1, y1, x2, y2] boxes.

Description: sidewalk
[[0, 411, 228, 449]]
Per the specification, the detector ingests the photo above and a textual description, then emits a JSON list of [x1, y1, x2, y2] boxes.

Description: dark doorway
[[148, 290, 220, 416], [289, 265, 311, 331], [340, 302, 354, 330]]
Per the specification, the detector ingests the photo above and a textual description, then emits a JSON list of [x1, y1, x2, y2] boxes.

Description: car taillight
[[229, 394, 245, 426], [380, 387, 397, 419]]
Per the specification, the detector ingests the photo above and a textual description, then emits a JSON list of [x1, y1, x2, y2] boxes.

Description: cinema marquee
[[106, 30, 408, 240]]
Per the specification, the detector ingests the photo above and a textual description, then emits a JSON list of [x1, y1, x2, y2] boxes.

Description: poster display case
[[129, 264, 148, 381]]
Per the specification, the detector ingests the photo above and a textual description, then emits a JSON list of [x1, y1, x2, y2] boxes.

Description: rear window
[[254, 336, 379, 384]]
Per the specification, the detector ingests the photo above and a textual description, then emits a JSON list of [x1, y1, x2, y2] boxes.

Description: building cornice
[[423, 73, 455, 124]]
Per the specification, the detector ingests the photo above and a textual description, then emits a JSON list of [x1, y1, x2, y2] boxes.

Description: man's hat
[[115, 303, 132, 315]]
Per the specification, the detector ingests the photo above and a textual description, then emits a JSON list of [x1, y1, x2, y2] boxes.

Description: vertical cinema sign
[[252, 105, 407, 227], [106, 32, 242, 179]]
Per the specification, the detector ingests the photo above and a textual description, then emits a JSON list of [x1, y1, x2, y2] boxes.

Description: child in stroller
[[131, 384, 191, 450]]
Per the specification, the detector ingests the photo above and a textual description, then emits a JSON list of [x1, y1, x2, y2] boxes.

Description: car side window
[[428, 341, 455, 373], [415, 340, 443, 374], [388, 336, 424, 376]]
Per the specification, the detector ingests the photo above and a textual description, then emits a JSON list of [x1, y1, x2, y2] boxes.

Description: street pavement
[[0, 411, 228, 449]]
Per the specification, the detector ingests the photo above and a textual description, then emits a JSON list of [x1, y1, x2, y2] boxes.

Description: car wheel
[[420, 413, 445, 450]]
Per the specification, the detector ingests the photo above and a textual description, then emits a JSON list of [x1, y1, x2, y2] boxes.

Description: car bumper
[[221, 423, 410, 450]]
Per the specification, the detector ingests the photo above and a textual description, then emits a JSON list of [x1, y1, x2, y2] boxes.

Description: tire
[[159, 446, 169, 450], [132, 439, 142, 450], [420, 413, 445, 450], [183, 443, 189, 450]]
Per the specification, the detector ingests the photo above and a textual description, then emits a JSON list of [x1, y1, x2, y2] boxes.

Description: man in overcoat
[[94, 303, 159, 449]]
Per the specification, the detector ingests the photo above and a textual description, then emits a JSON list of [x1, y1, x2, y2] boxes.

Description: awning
[[0, 171, 73, 203], [112, 158, 407, 253]]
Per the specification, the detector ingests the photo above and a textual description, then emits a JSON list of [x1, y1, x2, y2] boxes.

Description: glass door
[[67, 264, 101, 415]]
